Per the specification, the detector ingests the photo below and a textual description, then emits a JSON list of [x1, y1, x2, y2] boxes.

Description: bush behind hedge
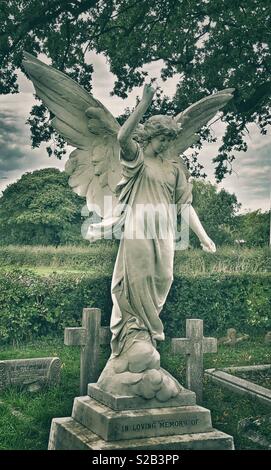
[[0, 269, 270, 344]]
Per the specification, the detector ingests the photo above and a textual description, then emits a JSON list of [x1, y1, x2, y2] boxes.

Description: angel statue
[[23, 53, 234, 402]]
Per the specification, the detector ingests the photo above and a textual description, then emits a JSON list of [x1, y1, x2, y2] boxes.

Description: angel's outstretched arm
[[189, 206, 216, 253], [118, 84, 155, 161]]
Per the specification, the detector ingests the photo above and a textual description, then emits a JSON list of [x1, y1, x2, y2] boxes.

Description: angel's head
[[133, 115, 180, 156]]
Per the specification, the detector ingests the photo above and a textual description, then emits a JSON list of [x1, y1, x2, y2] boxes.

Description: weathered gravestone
[[0, 357, 61, 392], [64, 308, 110, 395], [171, 319, 217, 403], [49, 312, 234, 450], [218, 328, 249, 347], [205, 365, 271, 408]]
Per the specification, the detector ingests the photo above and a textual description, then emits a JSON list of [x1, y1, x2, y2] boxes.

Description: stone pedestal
[[48, 383, 234, 450]]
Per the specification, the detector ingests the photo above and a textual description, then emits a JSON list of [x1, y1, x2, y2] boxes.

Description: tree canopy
[[1, 0, 270, 180], [191, 179, 241, 246], [0, 168, 268, 247], [0, 168, 85, 246], [235, 210, 270, 247]]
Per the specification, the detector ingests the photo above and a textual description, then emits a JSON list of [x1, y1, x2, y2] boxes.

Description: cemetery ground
[[0, 336, 270, 450], [0, 244, 270, 450]]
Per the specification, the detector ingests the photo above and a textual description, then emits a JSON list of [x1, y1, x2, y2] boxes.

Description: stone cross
[[64, 308, 111, 395], [171, 319, 217, 404]]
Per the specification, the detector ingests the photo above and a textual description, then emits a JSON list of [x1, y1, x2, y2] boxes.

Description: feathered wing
[[166, 89, 235, 170], [22, 52, 121, 217]]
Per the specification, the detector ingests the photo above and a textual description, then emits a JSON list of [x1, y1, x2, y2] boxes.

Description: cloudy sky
[[0, 52, 270, 213]]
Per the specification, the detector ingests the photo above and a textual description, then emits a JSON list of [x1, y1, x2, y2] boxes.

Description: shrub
[[164, 273, 271, 337]]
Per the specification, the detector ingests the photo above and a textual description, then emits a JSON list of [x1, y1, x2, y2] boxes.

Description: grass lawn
[[0, 245, 269, 275], [0, 336, 270, 450], [0, 245, 269, 449]]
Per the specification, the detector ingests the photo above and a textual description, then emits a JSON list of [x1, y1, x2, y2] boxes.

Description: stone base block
[[49, 417, 234, 450], [88, 383, 196, 411], [72, 396, 212, 441]]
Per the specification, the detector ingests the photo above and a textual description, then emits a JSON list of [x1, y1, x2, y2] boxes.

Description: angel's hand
[[142, 83, 156, 103], [200, 236, 216, 253]]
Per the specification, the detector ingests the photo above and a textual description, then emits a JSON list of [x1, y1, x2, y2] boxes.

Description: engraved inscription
[[121, 416, 200, 433], [159, 417, 199, 428], [0, 357, 61, 390]]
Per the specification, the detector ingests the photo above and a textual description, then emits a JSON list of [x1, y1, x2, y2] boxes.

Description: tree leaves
[[1, 0, 270, 179], [0, 168, 85, 246]]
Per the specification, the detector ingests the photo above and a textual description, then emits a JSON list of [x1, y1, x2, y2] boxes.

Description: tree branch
[[236, 82, 271, 113]]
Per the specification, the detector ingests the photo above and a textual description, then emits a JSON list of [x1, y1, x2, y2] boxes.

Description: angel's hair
[[133, 115, 180, 147]]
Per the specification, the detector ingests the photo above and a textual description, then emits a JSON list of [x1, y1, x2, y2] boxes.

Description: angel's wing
[[22, 52, 121, 217], [167, 89, 235, 160]]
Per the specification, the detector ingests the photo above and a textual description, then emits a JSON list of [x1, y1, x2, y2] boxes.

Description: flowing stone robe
[[110, 146, 193, 357]]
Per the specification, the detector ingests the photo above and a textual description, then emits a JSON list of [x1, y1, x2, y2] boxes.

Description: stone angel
[[23, 52, 234, 402]]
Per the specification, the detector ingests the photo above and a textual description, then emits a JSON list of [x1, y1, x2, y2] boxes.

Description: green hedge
[[165, 273, 271, 337], [0, 269, 270, 344]]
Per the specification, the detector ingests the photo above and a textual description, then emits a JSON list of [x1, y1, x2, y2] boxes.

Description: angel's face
[[149, 134, 170, 157]]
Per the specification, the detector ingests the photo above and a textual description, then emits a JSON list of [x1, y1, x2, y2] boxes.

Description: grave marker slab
[[0, 357, 61, 392], [205, 367, 271, 407]]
